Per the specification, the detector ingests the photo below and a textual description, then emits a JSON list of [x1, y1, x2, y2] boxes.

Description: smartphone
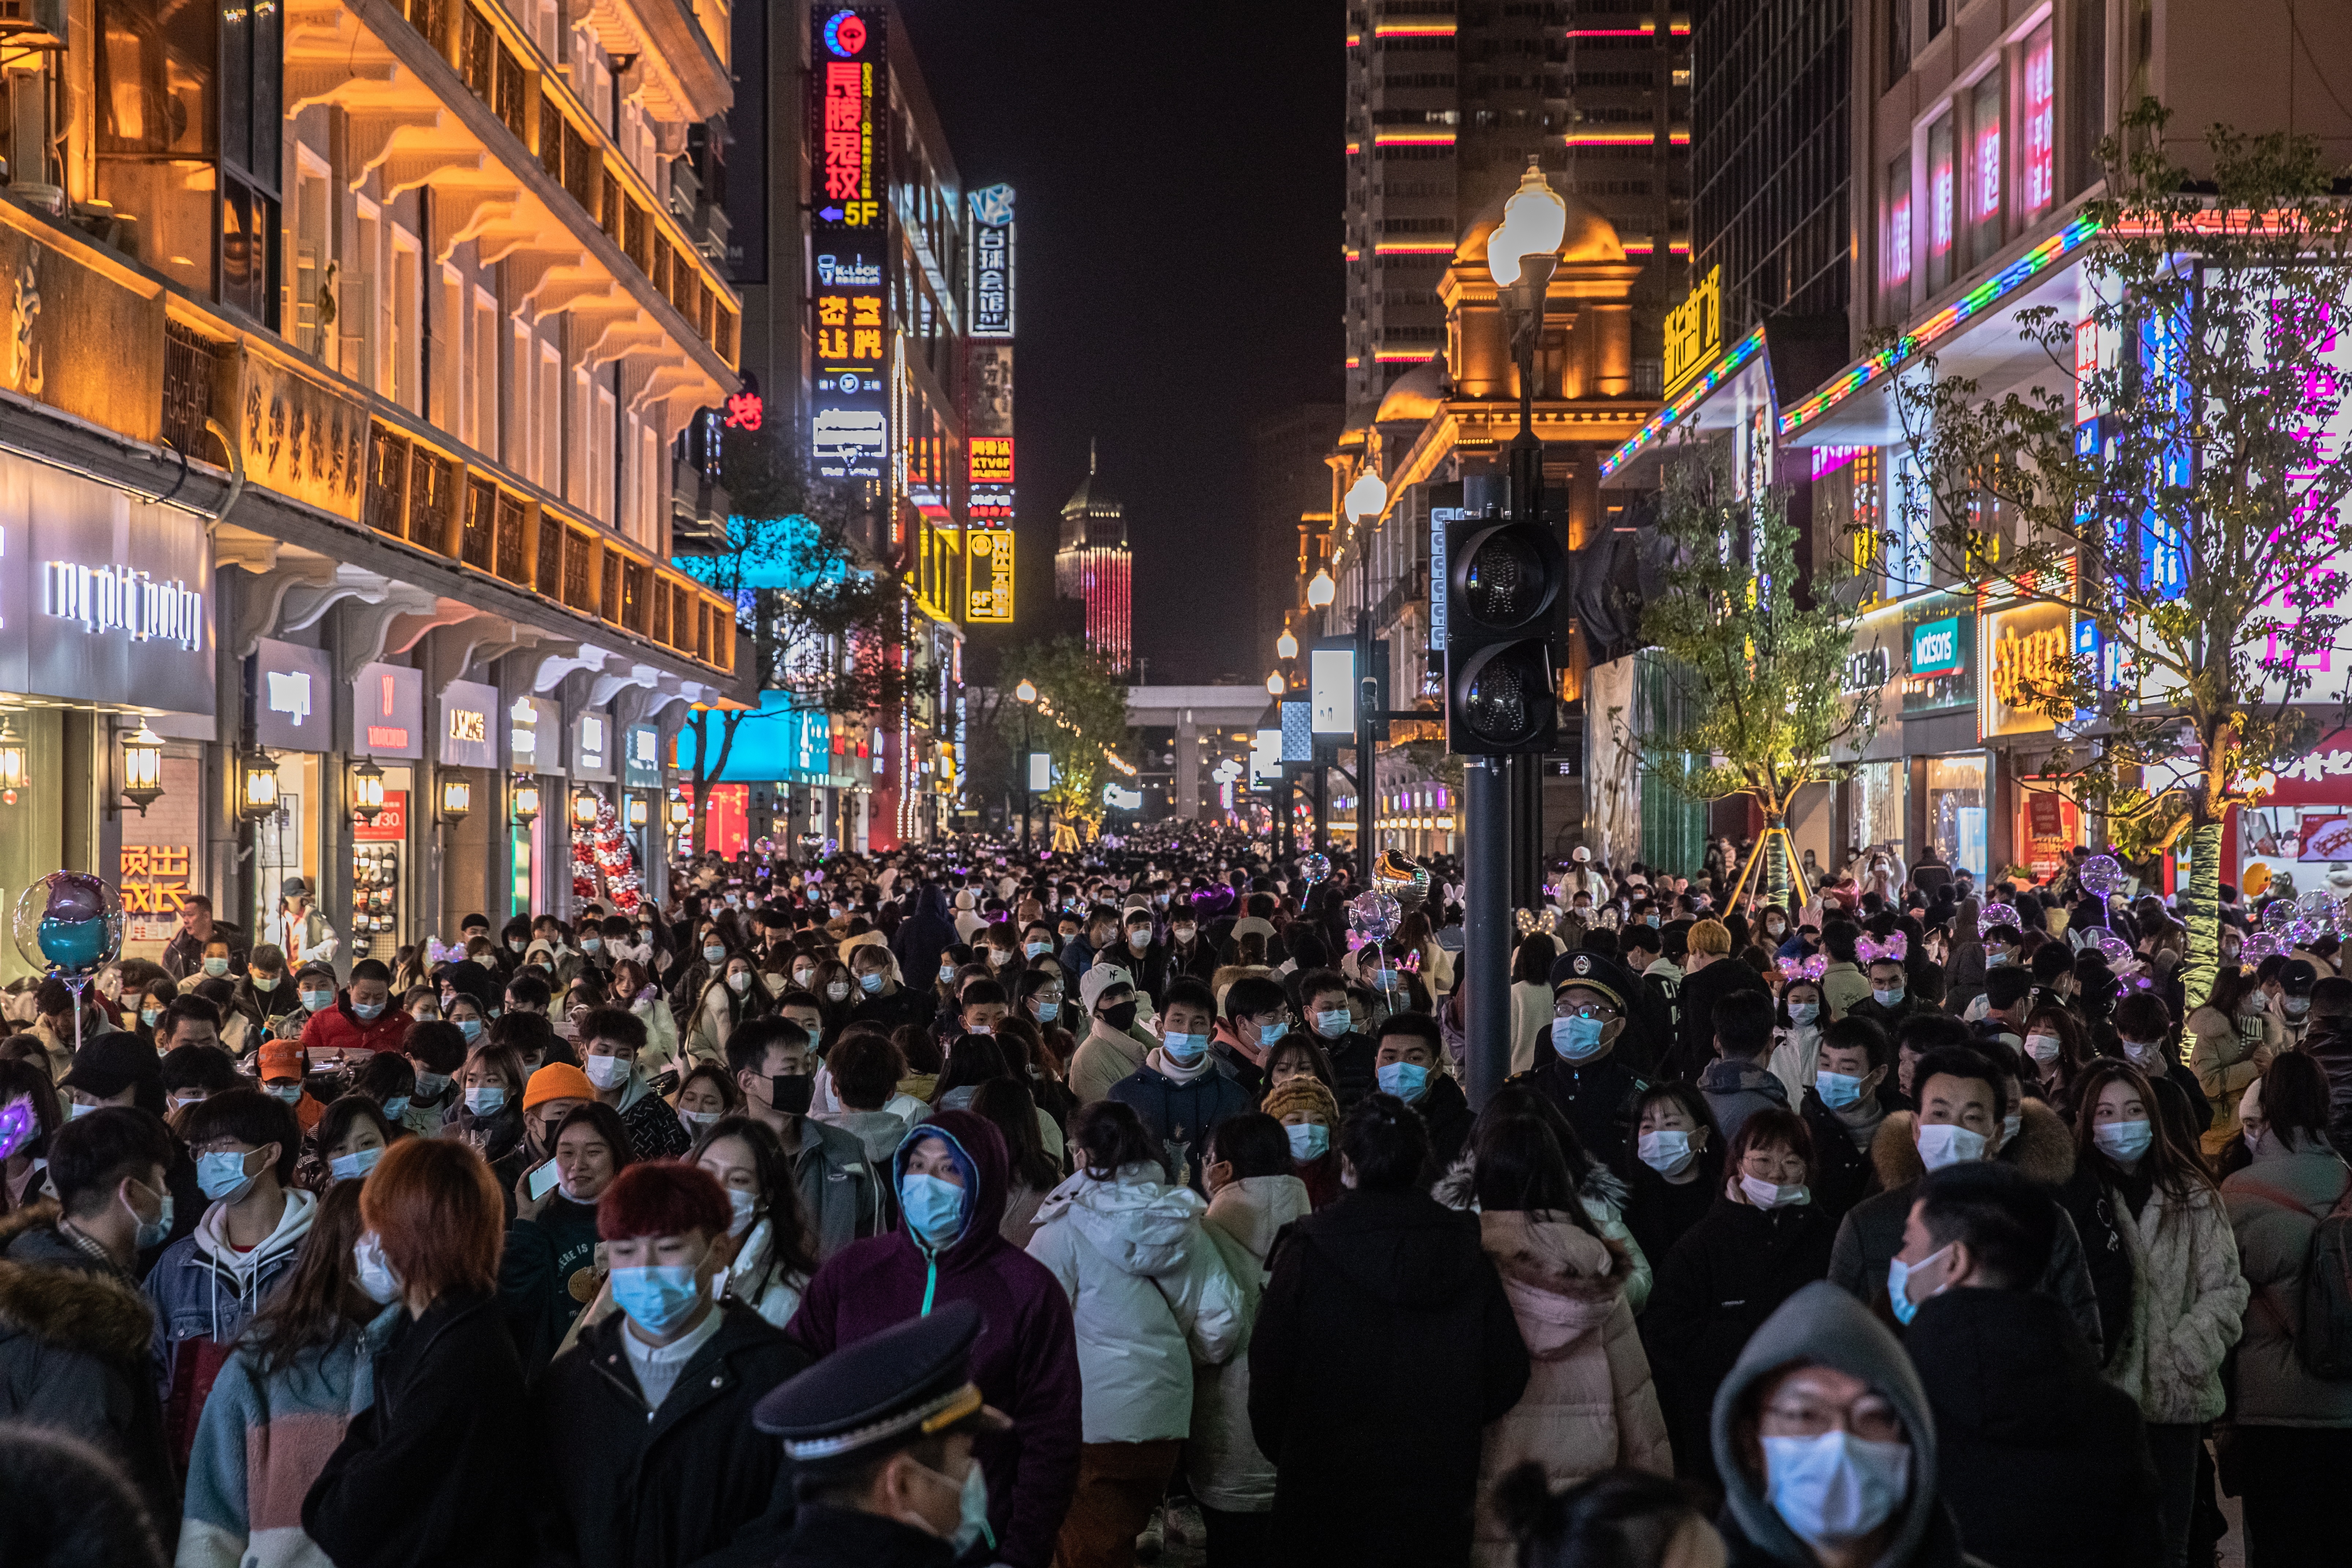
[[527, 1158, 561, 1201]]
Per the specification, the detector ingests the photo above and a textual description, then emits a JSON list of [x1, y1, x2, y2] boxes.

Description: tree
[[673, 423, 907, 846], [989, 637, 1131, 832], [1888, 101, 2352, 1009], [1634, 446, 1877, 907]]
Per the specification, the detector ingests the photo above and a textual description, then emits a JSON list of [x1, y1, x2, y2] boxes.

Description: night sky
[[897, 0, 1344, 686]]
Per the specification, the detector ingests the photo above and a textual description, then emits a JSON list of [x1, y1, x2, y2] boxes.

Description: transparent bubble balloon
[[1300, 852, 1332, 886], [1979, 902, 2020, 930], [2092, 930, 2134, 967], [2289, 917, 2325, 947], [2241, 930, 2283, 961], [2077, 853, 2128, 899], [12, 872, 122, 979], [753, 836, 776, 857], [1347, 889, 1402, 947], [2264, 899, 2297, 931], [2299, 890, 2338, 919]]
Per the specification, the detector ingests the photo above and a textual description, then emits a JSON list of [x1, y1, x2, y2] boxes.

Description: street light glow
[[1267, 671, 1285, 696], [1306, 569, 1337, 609], [1277, 627, 1299, 659], [1015, 678, 1038, 703], [1344, 471, 1387, 524], [1489, 159, 1569, 287]]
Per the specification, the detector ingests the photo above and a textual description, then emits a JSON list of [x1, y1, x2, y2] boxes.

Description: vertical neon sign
[[1927, 116, 1955, 293], [2021, 26, 2055, 219]]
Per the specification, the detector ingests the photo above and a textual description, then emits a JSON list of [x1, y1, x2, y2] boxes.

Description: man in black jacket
[[1294, 970, 1377, 1109], [1250, 1094, 1528, 1568], [1512, 951, 1654, 1171], [1666, 918, 1767, 1082], [1898, 1162, 2164, 1568], [1799, 1017, 1896, 1222], [536, 1160, 809, 1568], [2301, 976, 2352, 1153]]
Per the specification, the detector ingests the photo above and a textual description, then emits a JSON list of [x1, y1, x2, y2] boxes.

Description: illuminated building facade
[[1056, 447, 1134, 677], [1344, 0, 1693, 424]]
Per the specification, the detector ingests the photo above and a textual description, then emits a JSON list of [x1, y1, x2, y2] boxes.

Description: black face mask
[[768, 1073, 815, 1116], [1098, 1001, 1139, 1033]]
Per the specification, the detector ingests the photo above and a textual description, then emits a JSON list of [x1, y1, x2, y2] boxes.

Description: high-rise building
[[1343, 0, 1692, 424], [1056, 446, 1134, 676]]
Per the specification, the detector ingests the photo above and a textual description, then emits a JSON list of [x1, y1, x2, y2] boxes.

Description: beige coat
[[2106, 1177, 2248, 1425], [2186, 1003, 2277, 1155], [1186, 1173, 1314, 1513], [1473, 1210, 1671, 1566]]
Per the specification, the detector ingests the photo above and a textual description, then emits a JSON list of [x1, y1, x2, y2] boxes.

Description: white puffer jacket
[[1188, 1173, 1313, 1511], [1026, 1162, 1247, 1443]]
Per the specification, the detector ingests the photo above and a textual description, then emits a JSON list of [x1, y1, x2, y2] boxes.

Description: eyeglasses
[[1553, 1002, 1621, 1022]]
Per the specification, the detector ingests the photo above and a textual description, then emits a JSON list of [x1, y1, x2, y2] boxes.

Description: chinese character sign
[[970, 437, 1014, 486], [811, 9, 885, 231], [970, 184, 1015, 338], [812, 248, 888, 482], [967, 528, 1014, 622]]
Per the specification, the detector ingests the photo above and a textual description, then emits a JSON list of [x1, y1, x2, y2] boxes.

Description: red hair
[[361, 1137, 502, 1302], [598, 1159, 732, 1242]]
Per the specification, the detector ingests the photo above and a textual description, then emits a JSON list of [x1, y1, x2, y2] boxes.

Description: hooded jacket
[[1025, 1162, 1246, 1443], [1904, 1286, 2164, 1568], [1826, 1105, 2106, 1359], [784, 1110, 1081, 1568], [296, 1000, 412, 1064], [1248, 1186, 1531, 1568], [1699, 1057, 1790, 1149], [1710, 1281, 1984, 1568], [146, 1184, 318, 1461], [783, 1112, 883, 1262], [1473, 1210, 1671, 1568], [888, 887, 959, 991], [0, 1202, 178, 1547], [1188, 1173, 1312, 1513]]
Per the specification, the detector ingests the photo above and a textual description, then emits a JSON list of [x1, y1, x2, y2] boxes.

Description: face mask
[[300, 989, 334, 1013], [583, 1054, 632, 1090], [1376, 1061, 1430, 1102], [1025, 940, 1050, 958], [827, 981, 852, 1001], [415, 1070, 453, 1097], [1099, 1001, 1138, 1032], [465, 1085, 507, 1116], [1816, 1071, 1865, 1110], [703, 944, 727, 964], [131, 1188, 174, 1251], [1761, 1430, 1911, 1549], [901, 1454, 992, 1555], [253, 974, 280, 992], [610, 1263, 706, 1338], [2285, 996, 2312, 1017], [1787, 1002, 1820, 1025], [900, 1171, 966, 1249], [331, 1147, 383, 1182], [67, 1100, 94, 1119], [201, 957, 231, 978], [1915, 1121, 1988, 1171], [580, 938, 602, 956], [352, 1001, 385, 1022], [140, 1007, 161, 1029], [1172, 925, 1196, 944], [382, 1096, 410, 1119], [356, 1231, 404, 1305], [1637, 1129, 1697, 1177], [1888, 1240, 1955, 1327], [1871, 986, 1904, 1008], [793, 967, 817, 988], [2094, 1118, 2154, 1162], [1128, 930, 1150, 950], [1767, 921, 1787, 937], [1313, 1007, 1351, 1040], [266, 1084, 304, 1106], [2024, 1032, 2060, 1066], [726, 1186, 758, 1237], [1552, 1014, 1610, 1062], [1285, 1122, 1331, 1162], [1258, 1020, 1289, 1048], [2119, 1040, 2158, 1067], [1162, 1031, 1208, 1064], [1739, 1173, 1809, 1210], [197, 1148, 264, 1204], [726, 971, 751, 995], [767, 1074, 815, 1116], [457, 1018, 484, 1044], [859, 971, 885, 995]]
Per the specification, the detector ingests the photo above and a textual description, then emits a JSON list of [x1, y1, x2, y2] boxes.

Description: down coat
[[1187, 1173, 1313, 1513], [1025, 1162, 1246, 1443], [2221, 1136, 2352, 1426], [1472, 1210, 1671, 1568]]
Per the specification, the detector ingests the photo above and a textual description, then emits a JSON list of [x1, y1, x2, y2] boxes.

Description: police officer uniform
[[1509, 949, 1654, 1171]]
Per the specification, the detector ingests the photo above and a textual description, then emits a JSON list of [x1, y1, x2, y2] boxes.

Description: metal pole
[[1020, 710, 1032, 848], [1357, 558, 1375, 887], [1465, 754, 1511, 1107]]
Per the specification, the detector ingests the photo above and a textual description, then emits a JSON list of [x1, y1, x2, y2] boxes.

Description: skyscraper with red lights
[[1055, 443, 1133, 676]]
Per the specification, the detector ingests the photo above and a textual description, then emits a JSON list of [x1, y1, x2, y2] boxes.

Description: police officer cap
[[1549, 949, 1636, 1010], [752, 1298, 1008, 1468]]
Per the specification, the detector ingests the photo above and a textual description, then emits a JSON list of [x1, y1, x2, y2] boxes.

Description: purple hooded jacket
[[784, 1109, 1081, 1568]]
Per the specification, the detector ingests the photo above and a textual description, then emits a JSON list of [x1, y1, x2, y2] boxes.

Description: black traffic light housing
[[1444, 510, 1565, 754]]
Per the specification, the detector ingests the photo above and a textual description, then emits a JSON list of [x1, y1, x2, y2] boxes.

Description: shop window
[[601, 551, 623, 622], [1926, 755, 1987, 881], [1968, 70, 2004, 265], [2019, 22, 2056, 221], [1925, 114, 1954, 295]]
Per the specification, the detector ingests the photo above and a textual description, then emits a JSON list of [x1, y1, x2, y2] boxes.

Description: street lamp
[[120, 718, 166, 814], [571, 784, 601, 828], [1276, 627, 1298, 661], [1015, 678, 1039, 848], [1345, 471, 1387, 527], [512, 775, 542, 825], [0, 716, 25, 804], [1266, 671, 1285, 697], [239, 751, 280, 821], [625, 795, 649, 829], [1491, 157, 1568, 455], [438, 775, 473, 824], [349, 758, 386, 825], [1305, 569, 1335, 610]]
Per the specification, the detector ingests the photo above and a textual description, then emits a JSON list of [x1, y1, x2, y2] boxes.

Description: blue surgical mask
[[382, 1096, 410, 1119], [2093, 1118, 2154, 1162], [1787, 1002, 1820, 1025], [1162, 1031, 1208, 1064], [131, 1189, 174, 1251], [266, 1084, 304, 1106], [1032, 1000, 1059, 1023], [610, 1264, 707, 1339], [351, 1002, 385, 1022], [201, 957, 231, 978], [581, 937, 602, 955], [1871, 986, 1904, 1008], [299, 989, 334, 1013], [1816, 1070, 1865, 1110], [1258, 1020, 1289, 1048], [1313, 1008, 1351, 1039], [354, 1231, 403, 1304], [1375, 1061, 1430, 1101], [1551, 1015, 1610, 1062], [859, 971, 885, 994], [197, 1149, 264, 1204], [330, 1147, 383, 1182], [900, 1172, 967, 1249], [1026, 940, 1050, 958], [465, 1085, 506, 1116], [1285, 1122, 1330, 1162], [140, 1007, 161, 1028], [458, 1018, 484, 1043]]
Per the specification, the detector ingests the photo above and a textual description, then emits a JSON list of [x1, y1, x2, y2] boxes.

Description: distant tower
[[1055, 441, 1133, 675]]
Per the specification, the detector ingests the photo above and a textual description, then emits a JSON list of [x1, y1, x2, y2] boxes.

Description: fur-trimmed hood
[[1477, 1209, 1628, 1356], [1869, 1099, 2077, 1191], [1433, 1146, 1630, 1215], [0, 1202, 153, 1364]]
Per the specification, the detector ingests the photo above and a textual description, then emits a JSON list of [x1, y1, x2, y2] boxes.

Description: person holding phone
[[499, 1100, 633, 1375], [580, 1007, 692, 1161]]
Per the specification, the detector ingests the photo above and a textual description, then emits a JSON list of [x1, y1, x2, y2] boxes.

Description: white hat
[[1572, 846, 1591, 863], [1078, 963, 1136, 1012]]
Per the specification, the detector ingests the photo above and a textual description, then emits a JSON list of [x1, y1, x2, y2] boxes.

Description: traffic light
[[1444, 511, 1564, 754]]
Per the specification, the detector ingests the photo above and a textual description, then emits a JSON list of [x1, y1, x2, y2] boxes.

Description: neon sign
[[813, 9, 883, 231], [724, 390, 763, 430]]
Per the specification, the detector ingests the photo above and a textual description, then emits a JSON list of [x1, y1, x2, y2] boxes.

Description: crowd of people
[[0, 825, 2345, 1568]]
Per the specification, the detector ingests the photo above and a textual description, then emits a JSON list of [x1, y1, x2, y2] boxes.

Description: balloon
[[1374, 850, 1431, 912], [2092, 930, 2134, 967], [1300, 852, 1332, 886], [12, 872, 123, 979], [1347, 889, 1402, 946], [2241, 930, 2282, 961], [2264, 898, 2297, 931], [1979, 902, 2020, 930], [2077, 854, 2128, 899]]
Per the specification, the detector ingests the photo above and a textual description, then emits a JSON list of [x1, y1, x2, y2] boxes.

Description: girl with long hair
[[692, 1114, 822, 1329]]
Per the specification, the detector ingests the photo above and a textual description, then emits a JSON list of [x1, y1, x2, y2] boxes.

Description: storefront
[[509, 695, 564, 917], [2237, 731, 2352, 901], [250, 639, 336, 952], [1978, 593, 2083, 883]]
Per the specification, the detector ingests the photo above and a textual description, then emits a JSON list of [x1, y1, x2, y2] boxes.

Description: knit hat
[[523, 1062, 596, 1110], [1260, 1074, 1338, 1128], [1078, 963, 1135, 1012], [257, 1039, 306, 1085]]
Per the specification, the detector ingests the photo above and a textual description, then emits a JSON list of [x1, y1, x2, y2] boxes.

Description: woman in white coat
[[1028, 1099, 1245, 1568], [1186, 1112, 1313, 1568]]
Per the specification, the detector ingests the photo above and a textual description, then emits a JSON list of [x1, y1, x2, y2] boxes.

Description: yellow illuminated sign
[[1663, 265, 1722, 394], [967, 527, 1015, 622]]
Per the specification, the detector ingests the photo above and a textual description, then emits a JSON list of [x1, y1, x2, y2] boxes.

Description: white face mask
[[1761, 1430, 1911, 1548], [1739, 1173, 1810, 1210], [1916, 1120, 1989, 1171], [1636, 1129, 1697, 1177]]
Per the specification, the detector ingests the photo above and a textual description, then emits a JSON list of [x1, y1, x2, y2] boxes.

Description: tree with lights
[[1889, 101, 2352, 1010], [573, 797, 643, 912]]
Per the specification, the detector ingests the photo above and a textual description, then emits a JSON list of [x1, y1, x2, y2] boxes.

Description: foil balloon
[[2077, 854, 2128, 899], [1374, 850, 1431, 912], [1300, 852, 1332, 887], [13, 872, 123, 979], [753, 836, 776, 857], [1346, 889, 1402, 947], [1979, 902, 2020, 930]]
